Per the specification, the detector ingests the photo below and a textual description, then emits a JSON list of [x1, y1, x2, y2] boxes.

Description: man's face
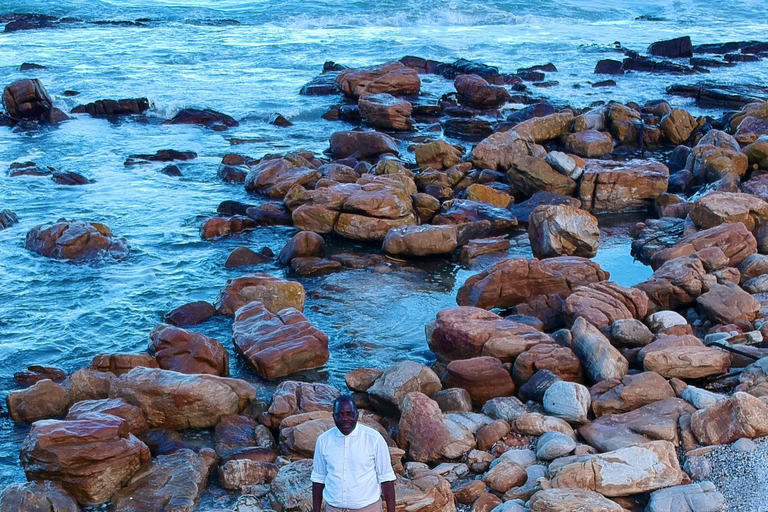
[[333, 399, 358, 436]]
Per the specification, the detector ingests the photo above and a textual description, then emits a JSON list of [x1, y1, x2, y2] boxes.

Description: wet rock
[[368, 361, 441, 412], [509, 191, 581, 227], [0, 209, 18, 230], [529, 489, 623, 512], [744, 138, 768, 168], [8, 161, 54, 176], [426, 306, 553, 363], [166, 108, 238, 130], [290, 257, 342, 276], [383, 224, 458, 257], [300, 69, 342, 96], [90, 353, 159, 376], [225, 247, 272, 268], [646, 481, 727, 512], [591, 372, 675, 417], [697, 282, 760, 323], [512, 344, 583, 387], [2, 79, 66, 124], [259, 380, 338, 429], [215, 273, 305, 316], [149, 323, 229, 376], [470, 130, 546, 171], [564, 130, 613, 158], [337, 61, 420, 97], [690, 192, 768, 231], [245, 157, 320, 199], [691, 392, 768, 445], [549, 440, 683, 496], [124, 149, 197, 165], [443, 356, 515, 407], [110, 367, 255, 429], [232, 301, 329, 379], [578, 159, 669, 214], [14, 365, 66, 386], [71, 98, 150, 117], [415, 141, 462, 170], [269, 459, 313, 512], [432, 199, 517, 234], [246, 203, 293, 225], [214, 414, 276, 461], [68, 369, 114, 403], [443, 117, 495, 141], [0, 481, 79, 512], [278, 231, 324, 264], [457, 256, 608, 310], [163, 301, 216, 327], [528, 204, 599, 258], [200, 215, 256, 240], [459, 236, 511, 263], [508, 157, 577, 196], [660, 109, 697, 145], [594, 60, 624, 75], [455, 74, 510, 109], [50, 171, 91, 185], [571, 317, 629, 384], [465, 183, 511, 208], [110, 448, 216, 512], [654, 222, 757, 268], [65, 398, 148, 435], [20, 416, 150, 506], [543, 381, 591, 424], [359, 93, 413, 131], [734, 116, 768, 145], [579, 397, 695, 452], [649, 36, 693, 58], [6, 379, 71, 423], [623, 54, 699, 75], [397, 392, 475, 463], [26, 220, 129, 261]]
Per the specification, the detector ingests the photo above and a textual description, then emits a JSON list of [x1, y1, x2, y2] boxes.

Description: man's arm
[[313, 482, 325, 512], [381, 480, 396, 512]]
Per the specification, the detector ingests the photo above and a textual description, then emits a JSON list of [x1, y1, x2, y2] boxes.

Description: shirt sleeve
[[310, 436, 327, 484], [374, 434, 397, 483]]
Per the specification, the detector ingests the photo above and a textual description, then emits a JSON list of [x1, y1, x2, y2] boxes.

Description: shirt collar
[[334, 423, 360, 437]]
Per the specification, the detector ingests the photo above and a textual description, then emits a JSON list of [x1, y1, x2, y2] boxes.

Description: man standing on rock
[[312, 395, 396, 512]]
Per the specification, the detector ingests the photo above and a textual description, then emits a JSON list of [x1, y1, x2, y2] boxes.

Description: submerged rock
[[25, 220, 129, 261], [166, 108, 238, 130]]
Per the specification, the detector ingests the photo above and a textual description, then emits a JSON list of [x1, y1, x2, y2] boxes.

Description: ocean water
[[0, 0, 766, 504]]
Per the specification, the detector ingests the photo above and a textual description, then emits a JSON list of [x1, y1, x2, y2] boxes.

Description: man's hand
[[313, 482, 325, 512], [381, 481, 396, 512]]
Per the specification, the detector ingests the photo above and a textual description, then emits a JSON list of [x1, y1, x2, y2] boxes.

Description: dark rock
[[666, 83, 768, 109], [26, 220, 129, 261], [518, 70, 546, 82], [2, 79, 59, 123], [124, 149, 196, 165], [689, 58, 736, 68], [51, 172, 91, 185], [3, 14, 57, 33], [63, 90, 80, 96], [9, 161, 54, 176], [19, 62, 47, 70], [218, 200, 254, 216], [14, 366, 67, 386], [329, 131, 398, 159], [518, 63, 557, 73], [623, 54, 699, 74], [594, 59, 624, 74], [226, 247, 272, 268], [506, 103, 555, 123], [160, 164, 182, 177], [443, 117, 494, 141], [270, 113, 293, 127], [0, 209, 19, 230], [648, 36, 693, 59], [0, 481, 79, 512], [164, 301, 217, 327], [300, 71, 341, 96], [592, 80, 616, 88], [71, 98, 150, 117], [455, 74, 510, 109], [518, 369, 561, 403], [724, 53, 760, 63], [166, 108, 238, 130], [509, 192, 581, 227], [246, 203, 293, 225]]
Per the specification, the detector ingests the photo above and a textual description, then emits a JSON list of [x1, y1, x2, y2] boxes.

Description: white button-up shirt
[[311, 424, 396, 509]]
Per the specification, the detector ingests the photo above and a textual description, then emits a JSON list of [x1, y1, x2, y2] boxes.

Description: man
[[311, 395, 396, 512]]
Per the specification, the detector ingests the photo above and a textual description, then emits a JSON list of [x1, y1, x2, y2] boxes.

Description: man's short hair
[[333, 394, 356, 412]]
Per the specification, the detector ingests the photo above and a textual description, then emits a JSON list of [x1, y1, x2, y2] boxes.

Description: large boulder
[[507, 157, 577, 197], [442, 357, 515, 407], [215, 273, 306, 316], [260, 381, 339, 429], [685, 138, 748, 184], [110, 448, 216, 512], [6, 379, 71, 424], [690, 392, 768, 445], [426, 307, 553, 363], [454, 74, 510, 108], [635, 256, 710, 310], [470, 131, 547, 172], [25, 220, 129, 261], [432, 199, 518, 234], [646, 482, 727, 512], [528, 205, 599, 258], [643, 345, 731, 379], [337, 61, 420, 97], [591, 372, 676, 417], [542, 381, 591, 424], [579, 159, 669, 214], [166, 108, 238, 130], [329, 131, 399, 159], [397, 392, 475, 463], [0, 481, 79, 512], [383, 224, 458, 256], [109, 367, 255, 429], [456, 257, 608, 310], [650, 222, 757, 269], [565, 281, 649, 330], [696, 282, 760, 324], [564, 130, 613, 158], [359, 93, 414, 131], [231, 301, 329, 379], [529, 489, 623, 512], [690, 192, 768, 231], [367, 361, 441, 412], [513, 112, 575, 143], [549, 440, 683, 496], [20, 417, 150, 506], [578, 397, 695, 452], [415, 141, 462, 171], [149, 324, 229, 376], [395, 467, 456, 512], [244, 156, 320, 199], [571, 317, 628, 384], [512, 344, 583, 386], [3, 79, 66, 123], [66, 398, 148, 435], [660, 109, 697, 145], [269, 459, 314, 512], [214, 414, 276, 461]]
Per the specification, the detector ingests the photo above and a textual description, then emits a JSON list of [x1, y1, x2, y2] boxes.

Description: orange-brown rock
[[650, 222, 757, 269], [470, 131, 547, 172], [383, 224, 459, 257], [278, 231, 325, 264], [215, 273, 305, 316], [232, 301, 329, 379], [512, 343, 583, 386], [635, 256, 709, 310], [696, 282, 760, 324], [395, 468, 456, 512], [476, 419, 511, 451], [244, 156, 320, 199], [529, 489, 623, 512], [690, 192, 768, 231], [163, 301, 217, 327], [6, 379, 71, 424], [415, 141, 462, 171], [20, 417, 150, 506], [564, 129, 613, 158], [456, 256, 609, 310], [66, 398, 148, 435], [591, 372, 675, 417], [0, 481, 80, 512], [565, 281, 649, 330], [691, 392, 768, 445], [643, 346, 731, 379], [508, 157, 577, 196], [337, 61, 420, 97], [579, 159, 669, 213], [359, 93, 414, 131], [329, 131, 399, 159], [90, 353, 159, 375], [454, 74, 510, 108], [426, 306, 553, 363], [25, 220, 129, 260], [200, 215, 256, 240], [465, 184, 512, 208], [528, 204, 599, 258], [260, 381, 339, 429], [149, 324, 229, 376], [442, 357, 515, 407]]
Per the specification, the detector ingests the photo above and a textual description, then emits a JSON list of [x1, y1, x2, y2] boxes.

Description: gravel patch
[[702, 436, 768, 512]]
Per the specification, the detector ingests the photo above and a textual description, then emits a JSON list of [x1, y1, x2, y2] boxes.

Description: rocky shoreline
[[2, 30, 768, 512]]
